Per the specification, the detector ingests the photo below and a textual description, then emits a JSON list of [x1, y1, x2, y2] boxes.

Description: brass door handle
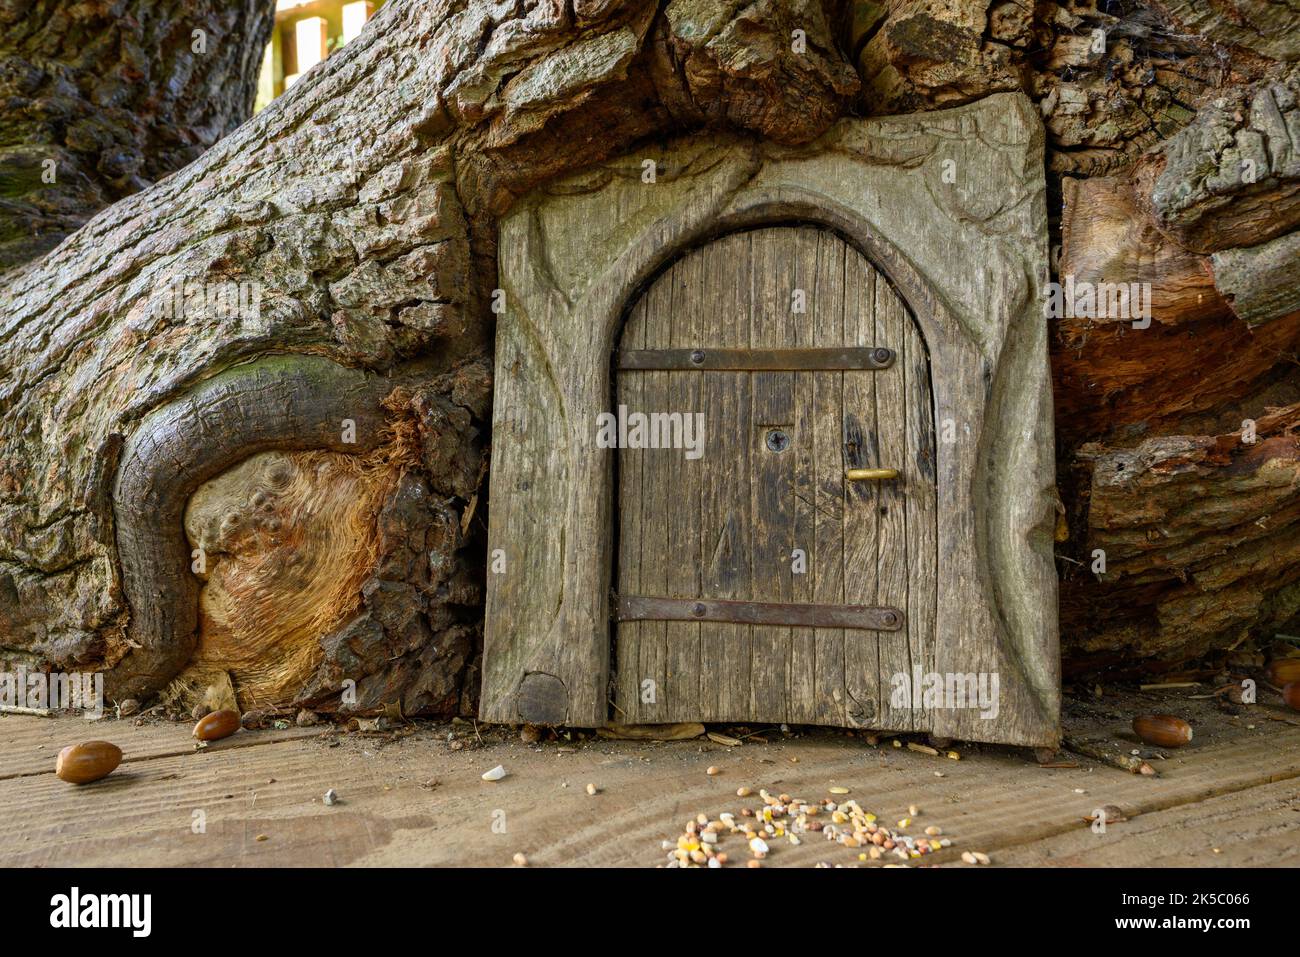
[[846, 468, 899, 481]]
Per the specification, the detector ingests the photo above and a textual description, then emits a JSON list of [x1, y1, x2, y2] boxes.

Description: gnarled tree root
[[109, 354, 413, 701]]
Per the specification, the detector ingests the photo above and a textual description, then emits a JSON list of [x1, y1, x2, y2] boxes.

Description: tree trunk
[[0, 0, 276, 270], [0, 0, 1297, 717]]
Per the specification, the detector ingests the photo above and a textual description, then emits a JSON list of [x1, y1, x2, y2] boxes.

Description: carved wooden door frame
[[482, 93, 1060, 747]]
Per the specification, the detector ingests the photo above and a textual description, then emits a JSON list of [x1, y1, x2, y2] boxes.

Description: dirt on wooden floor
[[2, 684, 1298, 868]]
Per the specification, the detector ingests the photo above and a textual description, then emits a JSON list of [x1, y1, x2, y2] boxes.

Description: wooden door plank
[[811, 230, 847, 726], [842, 257, 882, 729], [615, 292, 649, 723], [748, 227, 796, 724], [635, 261, 675, 722], [698, 233, 753, 722], [637, 263, 670, 722], [663, 249, 705, 722], [872, 262, 916, 731], [786, 228, 824, 724]]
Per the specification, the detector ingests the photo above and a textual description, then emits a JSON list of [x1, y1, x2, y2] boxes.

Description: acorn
[[1267, 659, 1300, 686], [55, 741, 123, 784], [1283, 683, 1300, 712], [1132, 714, 1193, 748], [193, 708, 242, 741]]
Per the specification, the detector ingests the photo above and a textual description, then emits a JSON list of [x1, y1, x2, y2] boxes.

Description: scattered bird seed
[[706, 766, 720, 776], [586, 783, 599, 796], [653, 785, 957, 868], [513, 852, 528, 867]]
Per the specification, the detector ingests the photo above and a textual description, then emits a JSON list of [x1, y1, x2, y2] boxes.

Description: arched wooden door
[[612, 225, 937, 729]]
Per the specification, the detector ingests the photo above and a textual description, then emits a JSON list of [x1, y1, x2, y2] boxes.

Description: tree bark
[[0, 0, 1297, 714], [0, 0, 276, 270], [0, 0, 858, 715]]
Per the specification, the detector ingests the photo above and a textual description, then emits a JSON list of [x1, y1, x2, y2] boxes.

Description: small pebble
[[513, 852, 528, 867], [586, 783, 599, 796], [481, 765, 508, 781], [323, 788, 338, 806]]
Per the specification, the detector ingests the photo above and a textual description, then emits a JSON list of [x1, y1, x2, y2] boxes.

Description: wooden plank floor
[[2, 698, 1298, 867]]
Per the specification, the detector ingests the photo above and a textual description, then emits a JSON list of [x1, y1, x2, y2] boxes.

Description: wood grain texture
[[111, 355, 400, 701], [613, 227, 928, 727], [750, 228, 796, 725], [180, 448, 405, 710], [618, 347, 894, 370], [842, 254, 882, 729], [484, 95, 1057, 746], [6, 709, 1300, 868]]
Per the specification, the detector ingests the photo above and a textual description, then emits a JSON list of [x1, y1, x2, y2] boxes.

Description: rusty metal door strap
[[616, 595, 904, 631], [617, 347, 894, 371]]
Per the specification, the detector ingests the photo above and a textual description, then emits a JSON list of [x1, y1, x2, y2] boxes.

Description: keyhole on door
[[765, 429, 790, 453]]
